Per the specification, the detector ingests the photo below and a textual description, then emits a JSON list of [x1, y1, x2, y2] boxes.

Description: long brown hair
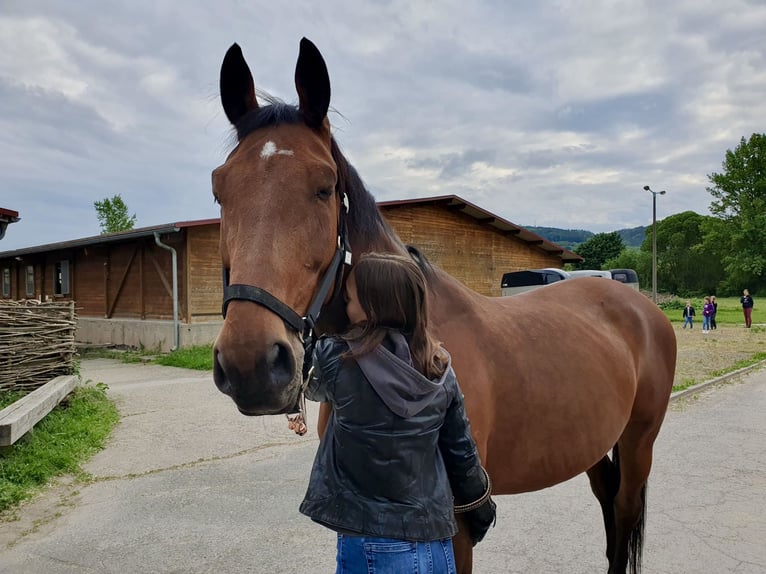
[[343, 253, 448, 379]]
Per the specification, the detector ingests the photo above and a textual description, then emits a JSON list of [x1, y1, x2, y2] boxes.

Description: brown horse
[[212, 38, 676, 574]]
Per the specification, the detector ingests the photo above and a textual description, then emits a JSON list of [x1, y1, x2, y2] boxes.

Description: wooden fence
[[0, 301, 77, 392]]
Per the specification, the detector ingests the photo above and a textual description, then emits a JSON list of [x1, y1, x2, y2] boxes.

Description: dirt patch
[[673, 324, 766, 387]]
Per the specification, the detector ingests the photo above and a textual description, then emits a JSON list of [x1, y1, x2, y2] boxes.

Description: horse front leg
[[317, 402, 331, 438], [452, 516, 474, 574]]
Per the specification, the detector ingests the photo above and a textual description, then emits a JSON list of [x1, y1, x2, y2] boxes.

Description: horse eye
[[315, 188, 333, 200]]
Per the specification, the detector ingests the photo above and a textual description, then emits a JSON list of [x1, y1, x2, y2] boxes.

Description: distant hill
[[524, 225, 646, 250], [615, 225, 646, 248]]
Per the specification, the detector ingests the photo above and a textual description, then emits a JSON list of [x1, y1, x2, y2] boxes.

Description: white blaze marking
[[260, 141, 294, 159]]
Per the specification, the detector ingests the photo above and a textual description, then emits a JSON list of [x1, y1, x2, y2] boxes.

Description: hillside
[[524, 225, 646, 249]]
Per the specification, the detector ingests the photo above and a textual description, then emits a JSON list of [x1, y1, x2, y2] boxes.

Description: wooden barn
[[0, 195, 580, 351], [379, 195, 581, 295]]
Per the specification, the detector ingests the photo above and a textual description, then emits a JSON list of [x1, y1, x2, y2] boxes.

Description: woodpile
[[0, 300, 77, 392]]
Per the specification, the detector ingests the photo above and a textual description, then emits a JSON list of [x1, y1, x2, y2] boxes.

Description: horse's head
[[212, 38, 346, 415]]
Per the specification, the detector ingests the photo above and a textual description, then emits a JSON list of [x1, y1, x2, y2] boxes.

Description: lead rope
[[286, 363, 313, 436]]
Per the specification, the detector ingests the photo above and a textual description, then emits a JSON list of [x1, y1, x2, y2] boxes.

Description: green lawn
[[660, 296, 752, 326], [80, 345, 214, 371], [0, 383, 119, 513]]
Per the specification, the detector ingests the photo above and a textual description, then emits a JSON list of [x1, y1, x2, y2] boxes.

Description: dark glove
[[464, 496, 497, 546]]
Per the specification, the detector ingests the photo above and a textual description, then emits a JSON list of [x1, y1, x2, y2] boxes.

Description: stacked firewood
[[0, 300, 77, 392]]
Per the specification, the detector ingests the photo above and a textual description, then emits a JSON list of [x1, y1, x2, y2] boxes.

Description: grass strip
[[154, 344, 213, 371], [0, 383, 119, 513], [671, 351, 766, 393]]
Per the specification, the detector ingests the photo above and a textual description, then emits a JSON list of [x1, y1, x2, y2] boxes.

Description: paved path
[[1, 359, 764, 573]]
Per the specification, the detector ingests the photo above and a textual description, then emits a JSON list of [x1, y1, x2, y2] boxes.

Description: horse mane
[[232, 93, 401, 252], [406, 245, 437, 283]]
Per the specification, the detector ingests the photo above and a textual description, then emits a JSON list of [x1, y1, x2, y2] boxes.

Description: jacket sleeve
[[438, 373, 487, 504], [304, 337, 343, 403], [439, 372, 497, 545]]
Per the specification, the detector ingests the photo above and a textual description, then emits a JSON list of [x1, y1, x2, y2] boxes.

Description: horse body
[[427, 271, 674, 493], [212, 38, 676, 574]]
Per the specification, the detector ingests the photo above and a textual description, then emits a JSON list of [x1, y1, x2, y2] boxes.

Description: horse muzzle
[[213, 337, 302, 416]]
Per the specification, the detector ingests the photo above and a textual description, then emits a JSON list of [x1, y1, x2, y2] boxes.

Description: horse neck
[[351, 228, 482, 323]]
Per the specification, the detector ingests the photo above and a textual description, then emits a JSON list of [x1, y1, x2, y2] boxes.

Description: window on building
[[2, 268, 10, 298], [25, 265, 35, 297], [54, 260, 70, 296]]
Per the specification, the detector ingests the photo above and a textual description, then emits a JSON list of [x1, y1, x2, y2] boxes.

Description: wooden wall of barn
[[1, 233, 186, 320], [80, 234, 186, 320], [381, 204, 562, 296], [187, 224, 223, 321]]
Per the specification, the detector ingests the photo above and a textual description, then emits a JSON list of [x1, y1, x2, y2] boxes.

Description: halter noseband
[[221, 190, 352, 382]]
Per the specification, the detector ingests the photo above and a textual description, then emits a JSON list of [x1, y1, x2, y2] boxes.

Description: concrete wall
[[77, 318, 222, 352]]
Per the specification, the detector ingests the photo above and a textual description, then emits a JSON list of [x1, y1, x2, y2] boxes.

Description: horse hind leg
[[587, 448, 621, 566], [610, 423, 658, 574]]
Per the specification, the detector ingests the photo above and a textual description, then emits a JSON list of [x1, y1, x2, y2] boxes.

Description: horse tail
[[629, 484, 647, 574]]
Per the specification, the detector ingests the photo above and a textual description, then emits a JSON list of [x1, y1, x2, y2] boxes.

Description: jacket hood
[[347, 331, 451, 418]]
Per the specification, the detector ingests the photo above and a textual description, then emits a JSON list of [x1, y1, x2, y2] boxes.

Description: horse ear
[[295, 37, 330, 130], [220, 43, 258, 127]]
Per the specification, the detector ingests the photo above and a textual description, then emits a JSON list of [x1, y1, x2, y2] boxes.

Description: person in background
[[702, 296, 714, 333], [710, 295, 718, 330], [741, 289, 754, 328], [300, 253, 496, 574], [682, 301, 695, 329]]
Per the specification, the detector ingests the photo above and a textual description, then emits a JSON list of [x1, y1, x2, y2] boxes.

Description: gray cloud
[[1, 0, 765, 251]]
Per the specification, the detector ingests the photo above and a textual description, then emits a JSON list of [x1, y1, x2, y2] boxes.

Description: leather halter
[[221, 191, 353, 382]]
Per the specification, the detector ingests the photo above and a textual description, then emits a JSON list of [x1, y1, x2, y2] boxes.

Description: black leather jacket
[[299, 334, 489, 542]]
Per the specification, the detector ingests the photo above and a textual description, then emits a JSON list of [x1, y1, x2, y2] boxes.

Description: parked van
[[500, 268, 639, 296], [567, 270, 613, 280], [606, 268, 639, 291], [500, 268, 570, 296]]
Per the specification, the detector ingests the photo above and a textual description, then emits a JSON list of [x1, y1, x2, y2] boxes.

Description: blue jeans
[[683, 316, 693, 329], [702, 316, 710, 330], [335, 534, 456, 574]]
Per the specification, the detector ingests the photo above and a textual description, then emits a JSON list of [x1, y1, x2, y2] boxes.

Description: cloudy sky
[[1, 0, 764, 251]]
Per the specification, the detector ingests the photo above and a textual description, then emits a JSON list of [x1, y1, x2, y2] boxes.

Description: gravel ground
[[673, 322, 765, 387]]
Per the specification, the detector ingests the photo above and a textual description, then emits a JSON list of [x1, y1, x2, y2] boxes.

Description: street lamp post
[[643, 185, 666, 303]]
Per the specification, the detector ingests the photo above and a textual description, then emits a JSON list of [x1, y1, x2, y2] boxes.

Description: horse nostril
[[267, 342, 294, 385], [213, 348, 232, 394]]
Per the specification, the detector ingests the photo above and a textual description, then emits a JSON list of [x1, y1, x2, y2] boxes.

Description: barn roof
[[0, 219, 218, 258], [378, 195, 583, 263], [0, 195, 581, 263], [0, 208, 20, 222], [0, 207, 21, 241]]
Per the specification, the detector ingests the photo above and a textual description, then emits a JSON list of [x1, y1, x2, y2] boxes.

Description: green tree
[[706, 133, 766, 292], [642, 211, 723, 296], [574, 232, 625, 270], [603, 248, 651, 290], [94, 194, 137, 234]]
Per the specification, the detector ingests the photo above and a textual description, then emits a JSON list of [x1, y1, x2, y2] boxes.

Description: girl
[[702, 296, 714, 333], [300, 253, 495, 573]]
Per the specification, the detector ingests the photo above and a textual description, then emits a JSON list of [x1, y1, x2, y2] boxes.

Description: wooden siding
[[1, 233, 187, 320], [187, 224, 223, 321], [381, 204, 563, 296], [1, 201, 571, 326]]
